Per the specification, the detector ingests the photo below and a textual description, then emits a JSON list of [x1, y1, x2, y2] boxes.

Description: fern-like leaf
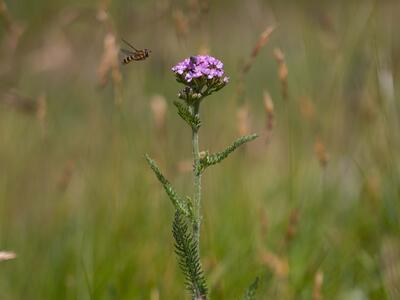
[[145, 155, 191, 217], [243, 277, 259, 300], [173, 211, 208, 300], [199, 134, 258, 172], [174, 101, 201, 130]]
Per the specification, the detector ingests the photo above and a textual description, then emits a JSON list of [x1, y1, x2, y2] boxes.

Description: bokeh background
[[1, 0, 400, 299]]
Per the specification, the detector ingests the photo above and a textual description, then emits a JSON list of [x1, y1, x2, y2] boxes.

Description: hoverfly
[[120, 39, 151, 64]]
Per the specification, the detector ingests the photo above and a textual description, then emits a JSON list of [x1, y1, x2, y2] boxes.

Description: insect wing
[[121, 39, 139, 52], [119, 48, 135, 64], [120, 48, 135, 55]]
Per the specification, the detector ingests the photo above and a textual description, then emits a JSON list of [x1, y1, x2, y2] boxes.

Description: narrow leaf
[[243, 277, 259, 300], [173, 211, 208, 299], [200, 134, 258, 171], [145, 155, 190, 217]]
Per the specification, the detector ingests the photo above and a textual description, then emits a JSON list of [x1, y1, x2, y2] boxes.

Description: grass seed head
[[97, 0, 111, 21], [0, 0, 24, 50], [273, 48, 288, 99], [263, 91, 275, 143], [299, 96, 315, 122], [260, 250, 289, 279], [97, 32, 121, 88], [312, 270, 324, 300], [150, 95, 168, 134], [150, 288, 160, 300], [314, 137, 329, 168], [242, 26, 275, 75], [285, 209, 299, 245], [251, 26, 275, 58], [0, 251, 16, 261]]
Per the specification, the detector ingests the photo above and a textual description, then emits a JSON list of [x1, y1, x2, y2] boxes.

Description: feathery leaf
[[174, 101, 201, 130], [173, 211, 208, 300], [243, 277, 259, 300], [145, 155, 191, 217], [199, 134, 258, 172]]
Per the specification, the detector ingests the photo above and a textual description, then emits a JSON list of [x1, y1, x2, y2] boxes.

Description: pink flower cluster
[[172, 55, 229, 83]]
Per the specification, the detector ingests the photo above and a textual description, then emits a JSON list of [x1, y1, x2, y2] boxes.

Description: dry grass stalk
[[273, 48, 288, 99], [0, 251, 16, 261], [150, 288, 160, 300], [0, 90, 41, 115], [263, 90, 274, 143], [314, 137, 329, 168], [381, 238, 400, 299], [187, 0, 209, 25], [3, 90, 46, 122], [97, 32, 121, 86], [96, 0, 122, 104], [200, 0, 210, 14], [97, 32, 122, 103], [36, 93, 47, 121], [57, 159, 76, 192], [237, 26, 275, 102], [242, 26, 275, 74], [0, 0, 13, 31], [299, 96, 315, 122], [172, 9, 189, 39], [237, 104, 250, 137], [260, 249, 289, 279], [97, 0, 111, 22], [188, 0, 209, 14], [285, 209, 299, 246], [312, 270, 324, 300], [365, 175, 380, 203], [150, 95, 168, 135], [0, 0, 24, 49]]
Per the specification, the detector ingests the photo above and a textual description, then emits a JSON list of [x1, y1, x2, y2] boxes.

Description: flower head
[[172, 55, 229, 102]]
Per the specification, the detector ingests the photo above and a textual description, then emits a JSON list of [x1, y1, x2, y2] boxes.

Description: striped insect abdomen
[[122, 56, 135, 64]]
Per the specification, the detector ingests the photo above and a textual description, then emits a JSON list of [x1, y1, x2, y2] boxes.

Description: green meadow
[[0, 0, 399, 299]]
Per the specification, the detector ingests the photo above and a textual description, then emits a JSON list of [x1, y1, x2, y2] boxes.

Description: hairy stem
[[190, 101, 202, 254]]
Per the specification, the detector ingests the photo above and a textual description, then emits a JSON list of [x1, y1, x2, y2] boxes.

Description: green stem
[[190, 102, 202, 253]]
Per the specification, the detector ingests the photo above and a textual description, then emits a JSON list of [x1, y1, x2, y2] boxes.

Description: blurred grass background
[[1, 0, 400, 299]]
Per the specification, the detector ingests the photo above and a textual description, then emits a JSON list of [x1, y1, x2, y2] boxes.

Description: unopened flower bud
[[199, 151, 208, 159]]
